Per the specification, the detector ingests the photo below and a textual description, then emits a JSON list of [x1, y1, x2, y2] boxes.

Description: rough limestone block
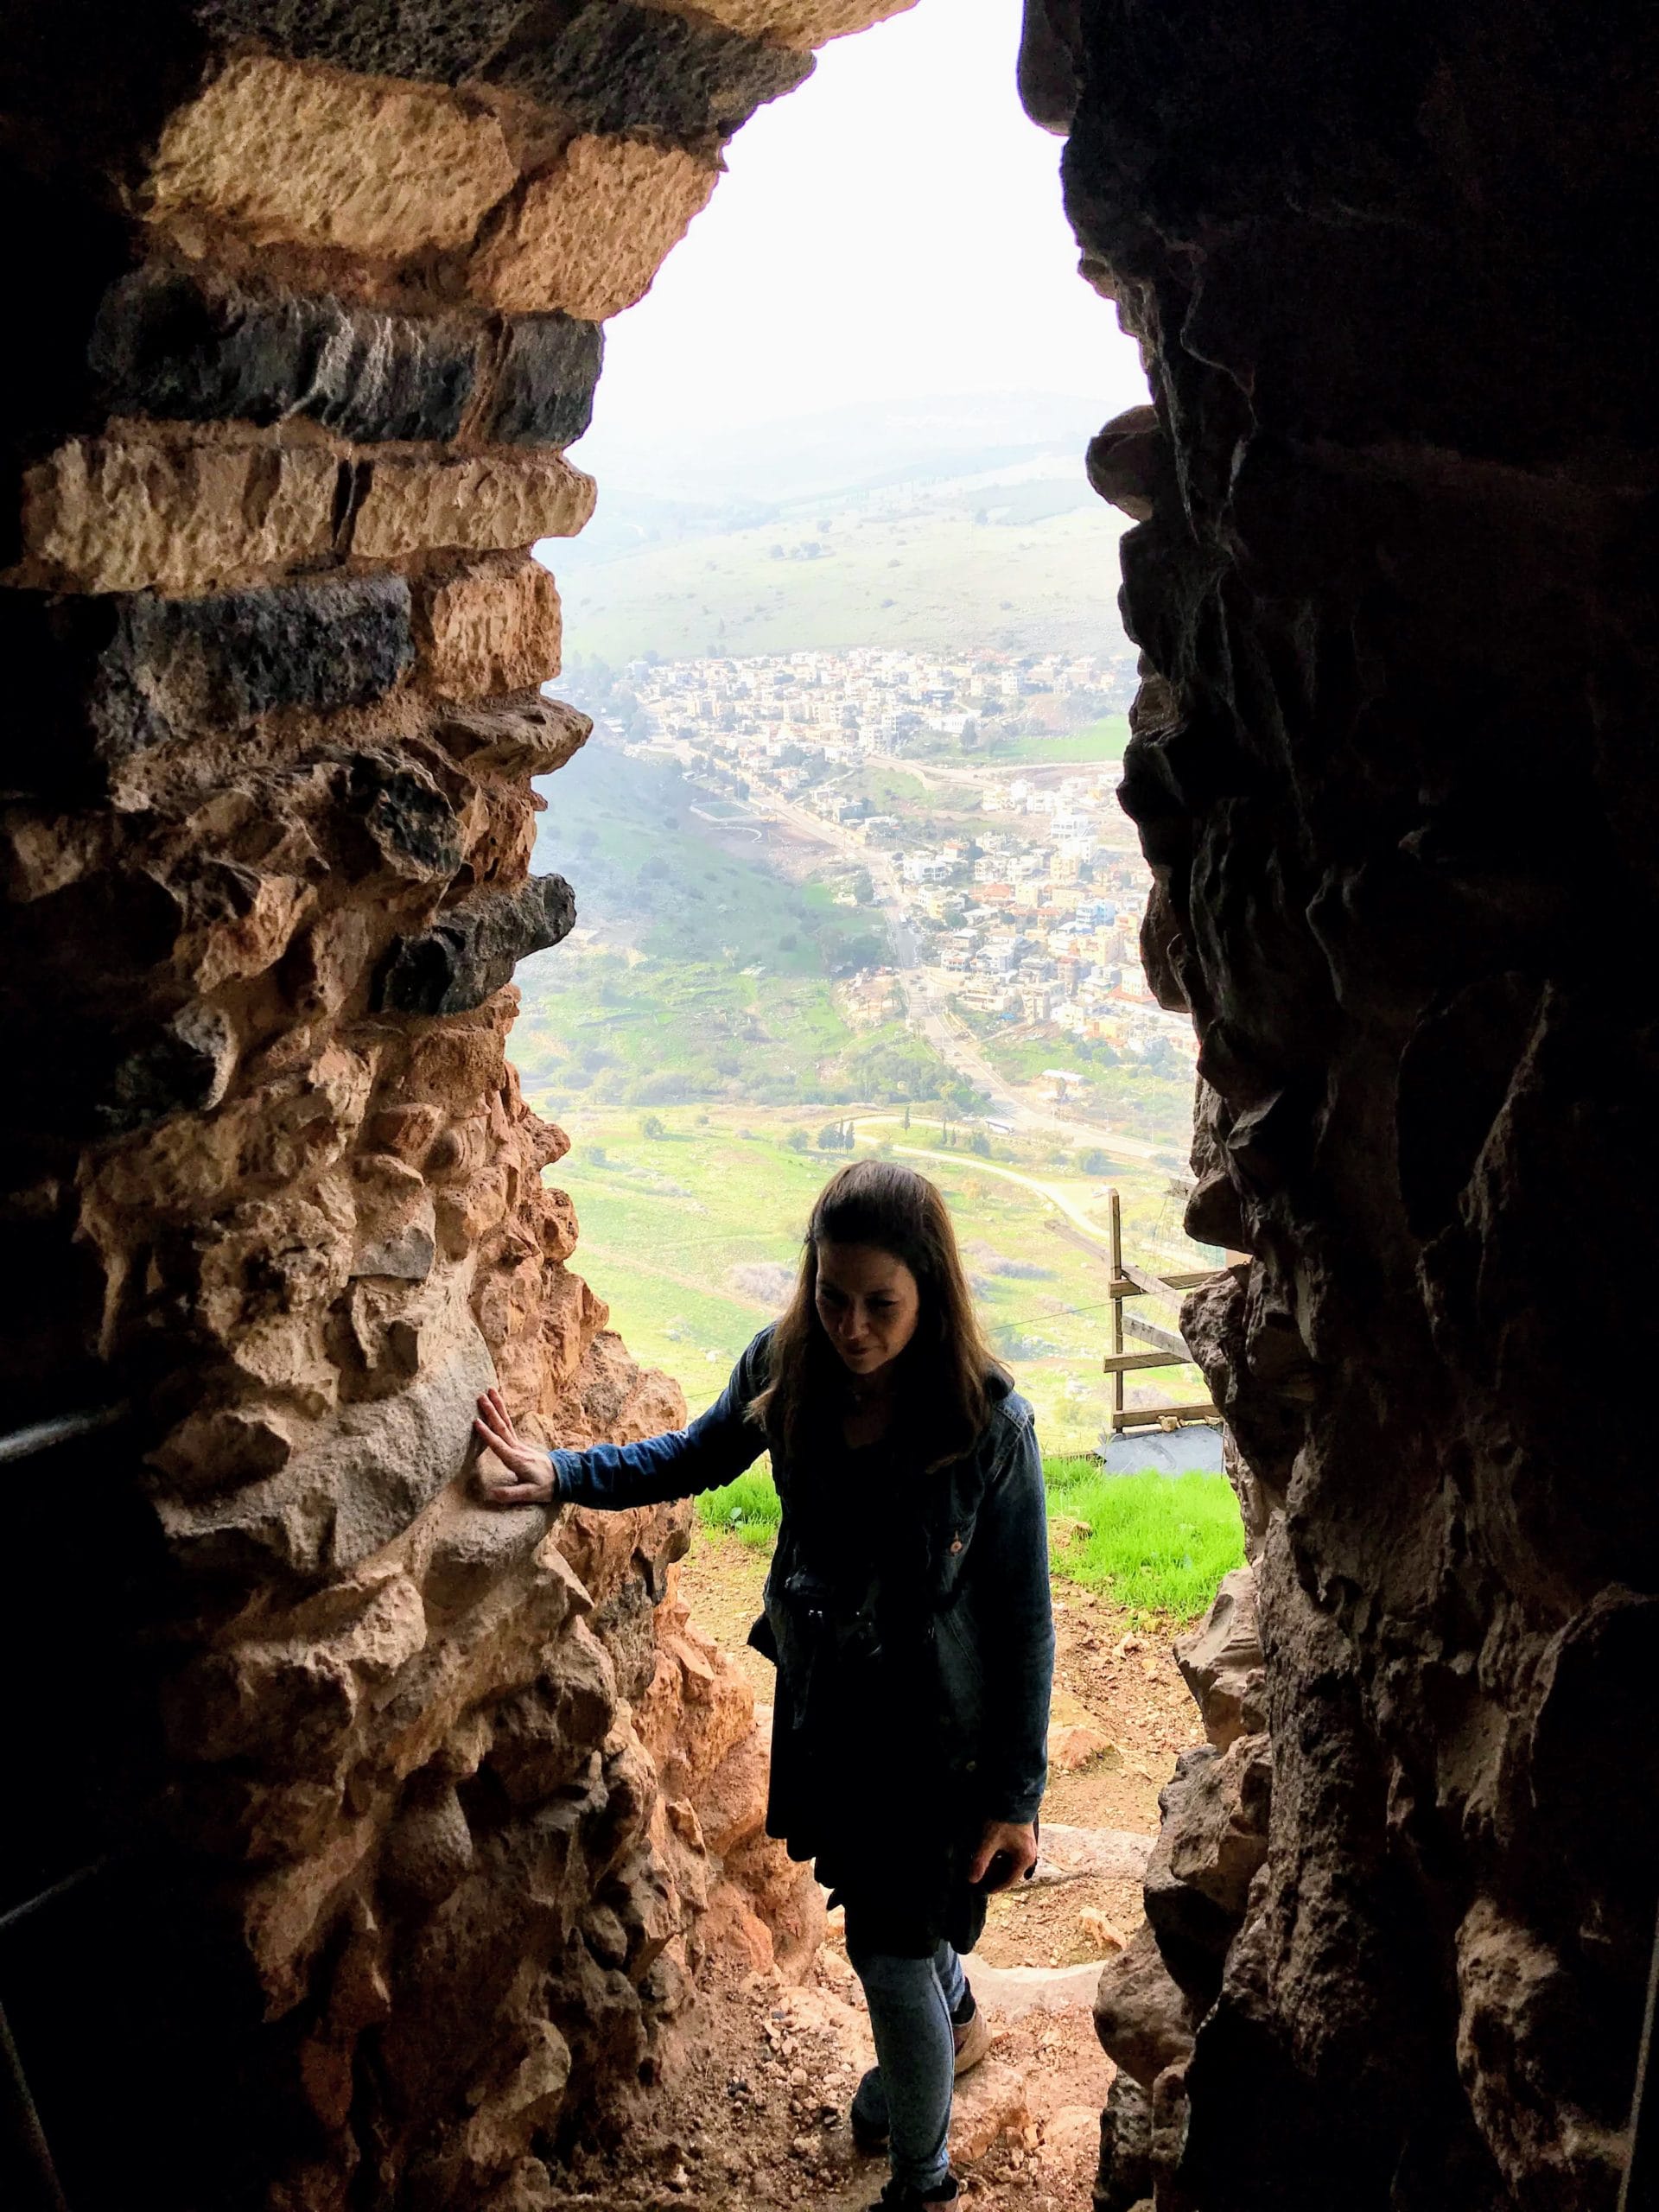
[[350, 451, 595, 562], [413, 552, 562, 697], [154, 1295, 498, 1582], [1173, 1566, 1266, 1750], [483, 314, 604, 448], [1092, 1920, 1195, 2092], [484, 3, 812, 140], [190, 0, 531, 83], [1139, 1736, 1271, 2012], [91, 268, 481, 444], [3, 575, 412, 791], [373, 874, 577, 1015], [146, 56, 518, 258], [433, 696, 592, 779], [652, 0, 915, 50], [19, 434, 338, 595], [468, 137, 719, 320]]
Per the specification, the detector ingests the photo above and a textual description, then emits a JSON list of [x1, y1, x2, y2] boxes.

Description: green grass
[[696, 1464, 782, 1550], [692, 1453, 1243, 1620], [1045, 1460, 1243, 1618], [987, 715, 1132, 765]]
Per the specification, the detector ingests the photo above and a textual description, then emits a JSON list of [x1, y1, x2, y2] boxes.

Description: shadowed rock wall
[[0, 5, 907, 2206], [1022, 2, 1659, 2206]]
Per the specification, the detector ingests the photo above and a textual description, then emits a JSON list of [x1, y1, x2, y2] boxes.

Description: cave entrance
[[3, 0, 1190, 2203], [18, 0, 1653, 2207]]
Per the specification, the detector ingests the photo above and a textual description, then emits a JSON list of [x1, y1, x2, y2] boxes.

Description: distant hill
[[541, 391, 1132, 664]]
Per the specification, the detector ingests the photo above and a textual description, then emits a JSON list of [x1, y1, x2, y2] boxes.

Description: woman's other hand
[[474, 1389, 558, 1506], [969, 1818, 1039, 1893]]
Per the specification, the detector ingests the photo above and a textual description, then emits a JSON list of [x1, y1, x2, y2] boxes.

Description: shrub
[[640, 1112, 666, 1139]]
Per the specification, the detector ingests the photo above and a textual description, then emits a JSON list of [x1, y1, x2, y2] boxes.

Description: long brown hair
[[753, 1158, 1007, 1472]]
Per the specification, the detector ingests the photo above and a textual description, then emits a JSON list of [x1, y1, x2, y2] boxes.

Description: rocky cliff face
[[0, 7, 906, 2206], [1024, 2, 1659, 2205]]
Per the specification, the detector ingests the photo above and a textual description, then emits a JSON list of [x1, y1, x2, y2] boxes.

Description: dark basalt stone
[[1095, 2074, 1154, 2212], [90, 269, 480, 444], [352, 763, 465, 883], [92, 1006, 238, 1137], [191, 0, 532, 85], [373, 874, 576, 1016], [484, 314, 605, 448], [1, 578, 414, 793], [483, 3, 813, 142], [192, 0, 810, 136]]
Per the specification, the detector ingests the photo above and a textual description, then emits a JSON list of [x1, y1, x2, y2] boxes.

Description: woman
[[474, 1159, 1055, 2210]]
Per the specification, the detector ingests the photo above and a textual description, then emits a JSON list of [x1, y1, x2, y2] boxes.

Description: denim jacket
[[550, 1328, 1054, 1828]]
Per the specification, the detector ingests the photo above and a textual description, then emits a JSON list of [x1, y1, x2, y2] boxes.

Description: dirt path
[[580, 1533, 1201, 2209]]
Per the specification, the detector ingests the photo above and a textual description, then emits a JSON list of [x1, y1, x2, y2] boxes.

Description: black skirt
[[766, 1637, 988, 1960]]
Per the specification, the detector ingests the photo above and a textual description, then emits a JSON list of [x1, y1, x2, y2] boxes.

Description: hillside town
[[625, 641, 1135, 757], [620, 648, 1196, 1093]]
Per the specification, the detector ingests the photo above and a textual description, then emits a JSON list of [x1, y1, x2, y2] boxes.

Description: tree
[[786, 1129, 810, 1153], [967, 1130, 991, 1156], [817, 1124, 842, 1151], [640, 1113, 666, 1140]]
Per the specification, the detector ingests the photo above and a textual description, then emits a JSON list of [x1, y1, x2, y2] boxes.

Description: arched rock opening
[[3, 2, 1655, 2209]]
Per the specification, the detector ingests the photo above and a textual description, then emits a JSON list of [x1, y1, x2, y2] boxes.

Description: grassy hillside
[[548, 499, 1129, 664], [518, 741, 985, 1114]]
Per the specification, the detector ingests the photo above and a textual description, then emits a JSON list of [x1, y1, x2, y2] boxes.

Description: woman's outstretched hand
[[474, 1389, 558, 1507], [969, 1818, 1039, 1893]]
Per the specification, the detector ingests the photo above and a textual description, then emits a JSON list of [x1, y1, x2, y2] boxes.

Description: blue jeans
[[846, 1935, 967, 2196]]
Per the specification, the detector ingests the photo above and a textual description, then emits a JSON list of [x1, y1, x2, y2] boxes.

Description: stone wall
[[0, 6, 906, 2207], [1023, 2, 1659, 2206]]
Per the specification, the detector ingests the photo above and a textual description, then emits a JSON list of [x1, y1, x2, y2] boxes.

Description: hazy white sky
[[579, 0, 1149, 450]]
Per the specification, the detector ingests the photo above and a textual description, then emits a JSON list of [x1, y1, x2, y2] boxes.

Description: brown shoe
[[851, 1991, 989, 2156], [951, 1993, 991, 2078]]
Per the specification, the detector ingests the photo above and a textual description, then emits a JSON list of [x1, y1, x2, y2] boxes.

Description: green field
[[524, 1103, 1212, 1456], [965, 1031, 1194, 1149], [987, 715, 1131, 765], [695, 1459, 1242, 1623], [553, 501, 1128, 665]]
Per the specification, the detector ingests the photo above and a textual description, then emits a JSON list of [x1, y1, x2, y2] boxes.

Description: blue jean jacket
[[550, 1329, 1054, 1827]]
